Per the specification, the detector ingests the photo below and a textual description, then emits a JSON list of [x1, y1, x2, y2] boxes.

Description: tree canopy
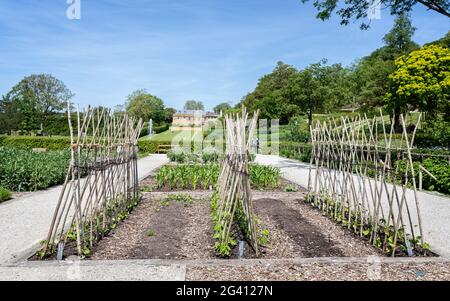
[[301, 0, 450, 29], [4, 74, 73, 132], [386, 44, 450, 119], [213, 102, 231, 114], [183, 100, 204, 111], [125, 89, 166, 124]]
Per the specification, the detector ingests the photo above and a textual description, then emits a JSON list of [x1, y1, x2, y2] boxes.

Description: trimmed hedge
[[138, 139, 172, 154], [0, 136, 71, 150], [154, 124, 169, 134]]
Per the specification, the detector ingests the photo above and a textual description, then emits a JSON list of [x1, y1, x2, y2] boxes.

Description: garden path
[[0, 154, 169, 265], [255, 154, 450, 258]]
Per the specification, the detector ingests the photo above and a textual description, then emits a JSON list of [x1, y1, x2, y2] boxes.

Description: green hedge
[[0, 136, 71, 150], [154, 124, 169, 134], [138, 139, 172, 153], [396, 158, 450, 195], [279, 142, 312, 163]]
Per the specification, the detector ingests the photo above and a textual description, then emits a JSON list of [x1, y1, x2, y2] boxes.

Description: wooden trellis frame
[[307, 111, 426, 256], [41, 103, 143, 258], [215, 107, 260, 256]]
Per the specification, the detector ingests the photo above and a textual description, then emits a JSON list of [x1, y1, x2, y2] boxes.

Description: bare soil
[[90, 190, 381, 260]]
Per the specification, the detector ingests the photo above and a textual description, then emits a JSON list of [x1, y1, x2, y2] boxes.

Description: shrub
[[154, 124, 170, 134], [0, 187, 12, 202], [283, 116, 310, 143], [396, 157, 450, 195], [137, 139, 172, 154], [280, 142, 312, 162], [0, 136, 71, 150]]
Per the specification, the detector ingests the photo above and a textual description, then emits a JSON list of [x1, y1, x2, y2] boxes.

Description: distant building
[[170, 110, 220, 131]]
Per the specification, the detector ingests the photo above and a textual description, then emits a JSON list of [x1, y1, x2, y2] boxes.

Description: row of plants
[[167, 148, 221, 163], [37, 193, 142, 259], [305, 193, 431, 256], [210, 191, 270, 257], [155, 164, 281, 191], [0, 147, 70, 191], [156, 164, 220, 190]]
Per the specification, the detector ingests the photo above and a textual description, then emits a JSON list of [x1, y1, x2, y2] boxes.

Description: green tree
[[285, 60, 352, 125], [164, 107, 176, 124], [126, 89, 166, 124], [300, 0, 450, 29], [386, 45, 450, 121], [240, 61, 299, 123], [0, 96, 22, 134], [183, 100, 204, 111], [213, 102, 231, 114], [6, 74, 73, 132], [351, 14, 418, 110]]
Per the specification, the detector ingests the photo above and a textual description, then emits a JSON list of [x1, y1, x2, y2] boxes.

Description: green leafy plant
[[259, 229, 270, 246], [0, 147, 71, 191], [0, 187, 12, 202], [146, 229, 156, 237]]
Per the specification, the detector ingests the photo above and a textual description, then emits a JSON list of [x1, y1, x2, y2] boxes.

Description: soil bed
[[90, 190, 381, 260]]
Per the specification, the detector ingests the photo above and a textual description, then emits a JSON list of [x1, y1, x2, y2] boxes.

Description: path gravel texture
[[255, 154, 450, 258], [0, 154, 168, 266]]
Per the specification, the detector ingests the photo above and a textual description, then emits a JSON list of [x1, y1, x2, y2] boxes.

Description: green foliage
[[415, 116, 450, 148], [210, 191, 237, 257], [259, 229, 270, 246], [137, 139, 172, 154], [213, 102, 231, 114], [282, 115, 310, 142], [305, 192, 431, 256], [155, 164, 281, 191], [300, 0, 450, 30], [240, 61, 300, 124], [202, 150, 220, 163], [156, 164, 219, 190], [279, 142, 312, 162], [146, 229, 156, 237], [184, 100, 204, 111], [396, 158, 450, 195], [164, 193, 194, 207], [167, 148, 187, 163], [0, 187, 12, 202], [0, 135, 71, 150], [4, 74, 73, 133], [153, 123, 169, 134], [284, 184, 298, 192], [126, 89, 166, 124], [249, 164, 280, 190], [386, 45, 450, 117], [0, 147, 70, 191]]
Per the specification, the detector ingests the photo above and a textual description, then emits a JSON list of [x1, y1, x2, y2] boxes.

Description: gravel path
[[0, 154, 169, 265], [255, 154, 450, 258]]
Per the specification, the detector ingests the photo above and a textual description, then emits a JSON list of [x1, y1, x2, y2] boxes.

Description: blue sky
[[0, 0, 448, 111]]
